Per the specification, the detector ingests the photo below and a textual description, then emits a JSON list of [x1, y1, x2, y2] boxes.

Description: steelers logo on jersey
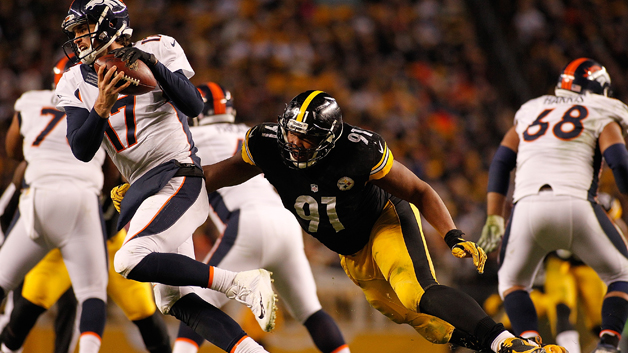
[[337, 177, 355, 191]]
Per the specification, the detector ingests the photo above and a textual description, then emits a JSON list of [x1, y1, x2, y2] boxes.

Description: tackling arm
[[202, 153, 263, 195], [372, 161, 487, 273]]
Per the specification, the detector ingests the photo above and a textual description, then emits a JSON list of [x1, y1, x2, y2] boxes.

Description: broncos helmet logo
[[84, 0, 127, 11]]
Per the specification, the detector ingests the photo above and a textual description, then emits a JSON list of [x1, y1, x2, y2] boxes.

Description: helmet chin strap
[[81, 23, 126, 64]]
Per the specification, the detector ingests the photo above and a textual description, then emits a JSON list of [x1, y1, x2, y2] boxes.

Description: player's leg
[[571, 201, 628, 352], [54, 188, 108, 353], [107, 230, 171, 353], [0, 248, 74, 353], [114, 178, 276, 331], [572, 264, 605, 335], [383, 201, 525, 351], [53, 288, 78, 353], [256, 205, 349, 353], [0, 215, 50, 301], [544, 255, 580, 353], [498, 197, 558, 341]]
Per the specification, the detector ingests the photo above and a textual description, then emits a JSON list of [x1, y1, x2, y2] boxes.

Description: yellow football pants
[[340, 200, 454, 344]]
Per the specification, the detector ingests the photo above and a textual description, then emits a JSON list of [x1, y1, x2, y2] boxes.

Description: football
[[93, 54, 157, 95]]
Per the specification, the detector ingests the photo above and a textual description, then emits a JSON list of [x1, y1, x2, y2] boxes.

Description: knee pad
[[153, 284, 192, 315], [113, 243, 149, 277]]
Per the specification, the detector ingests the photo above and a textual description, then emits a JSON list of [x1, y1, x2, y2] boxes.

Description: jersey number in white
[[294, 196, 345, 233]]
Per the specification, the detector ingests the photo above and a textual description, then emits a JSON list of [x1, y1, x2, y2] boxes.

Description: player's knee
[[153, 284, 183, 315], [368, 299, 407, 324], [407, 313, 454, 344], [114, 246, 143, 277]]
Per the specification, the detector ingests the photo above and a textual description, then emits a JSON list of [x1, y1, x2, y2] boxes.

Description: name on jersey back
[[543, 95, 585, 105]]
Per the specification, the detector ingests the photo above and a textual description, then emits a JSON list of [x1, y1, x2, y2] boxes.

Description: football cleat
[[591, 343, 620, 353], [529, 336, 569, 353], [499, 337, 546, 353], [226, 269, 277, 332]]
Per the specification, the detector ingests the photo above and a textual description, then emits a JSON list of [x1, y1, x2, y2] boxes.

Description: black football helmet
[[556, 58, 612, 97], [277, 90, 343, 169], [190, 82, 236, 126], [61, 0, 133, 65]]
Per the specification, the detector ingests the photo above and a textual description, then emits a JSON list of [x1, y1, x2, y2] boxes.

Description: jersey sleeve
[[368, 133, 394, 181], [54, 70, 85, 112], [137, 34, 195, 79], [241, 125, 260, 166], [14, 91, 33, 112], [606, 98, 628, 134]]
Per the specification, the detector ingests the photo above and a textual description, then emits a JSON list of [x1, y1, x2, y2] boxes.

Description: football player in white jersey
[[2, 56, 110, 353], [479, 58, 628, 353], [55, 1, 276, 353], [170, 82, 350, 353]]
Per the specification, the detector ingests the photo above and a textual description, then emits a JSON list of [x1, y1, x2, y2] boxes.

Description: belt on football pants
[[174, 163, 204, 178]]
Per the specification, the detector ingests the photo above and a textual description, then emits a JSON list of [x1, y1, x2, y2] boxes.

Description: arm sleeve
[[65, 106, 108, 162], [604, 143, 628, 194], [487, 145, 517, 195], [150, 62, 203, 118]]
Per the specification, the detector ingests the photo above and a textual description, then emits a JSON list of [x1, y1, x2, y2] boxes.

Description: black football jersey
[[242, 122, 395, 255]]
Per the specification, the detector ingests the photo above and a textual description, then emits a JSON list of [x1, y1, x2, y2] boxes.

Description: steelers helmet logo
[[337, 177, 354, 191]]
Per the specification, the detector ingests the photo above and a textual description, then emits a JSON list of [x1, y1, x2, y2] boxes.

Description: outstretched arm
[[372, 160, 487, 273], [371, 160, 455, 236], [202, 153, 263, 194]]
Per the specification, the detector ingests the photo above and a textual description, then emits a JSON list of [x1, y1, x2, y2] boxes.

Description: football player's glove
[[478, 215, 505, 253], [444, 229, 487, 274], [111, 47, 157, 67], [111, 183, 130, 213]]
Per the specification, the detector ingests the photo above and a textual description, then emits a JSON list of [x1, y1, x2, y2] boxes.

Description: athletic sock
[[133, 312, 172, 353], [490, 330, 515, 353], [556, 330, 580, 353], [303, 310, 348, 353], [172, 321, 204, 353], [232, 337, 268, 353], [208, 267, 237, 293], [503, 290, 539, 336], [78, 333, 101, 353]]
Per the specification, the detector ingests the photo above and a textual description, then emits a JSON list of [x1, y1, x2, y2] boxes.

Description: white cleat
[[226, 269, 277, 332]]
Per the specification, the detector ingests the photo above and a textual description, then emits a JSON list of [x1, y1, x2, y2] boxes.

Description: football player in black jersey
[[202, 90, 568, 353]]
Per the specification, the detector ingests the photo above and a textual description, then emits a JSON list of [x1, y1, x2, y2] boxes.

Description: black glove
[[111, 47, 157, 67]]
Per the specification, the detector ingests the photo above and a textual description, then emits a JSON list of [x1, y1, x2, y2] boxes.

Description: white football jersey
[[55, 34, 197, 183], [513, 92, 628, 202], [190, 122, 283, 227], [15, 90, 104, 192]]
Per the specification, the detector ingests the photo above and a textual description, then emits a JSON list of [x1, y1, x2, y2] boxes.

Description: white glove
[[477, 215, 505, 253]]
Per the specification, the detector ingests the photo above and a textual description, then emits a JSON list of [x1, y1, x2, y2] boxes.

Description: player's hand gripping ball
[[93, 53, 157, 95]]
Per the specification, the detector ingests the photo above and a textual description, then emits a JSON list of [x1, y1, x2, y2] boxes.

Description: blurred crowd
[[1, 0, 628, 271]]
